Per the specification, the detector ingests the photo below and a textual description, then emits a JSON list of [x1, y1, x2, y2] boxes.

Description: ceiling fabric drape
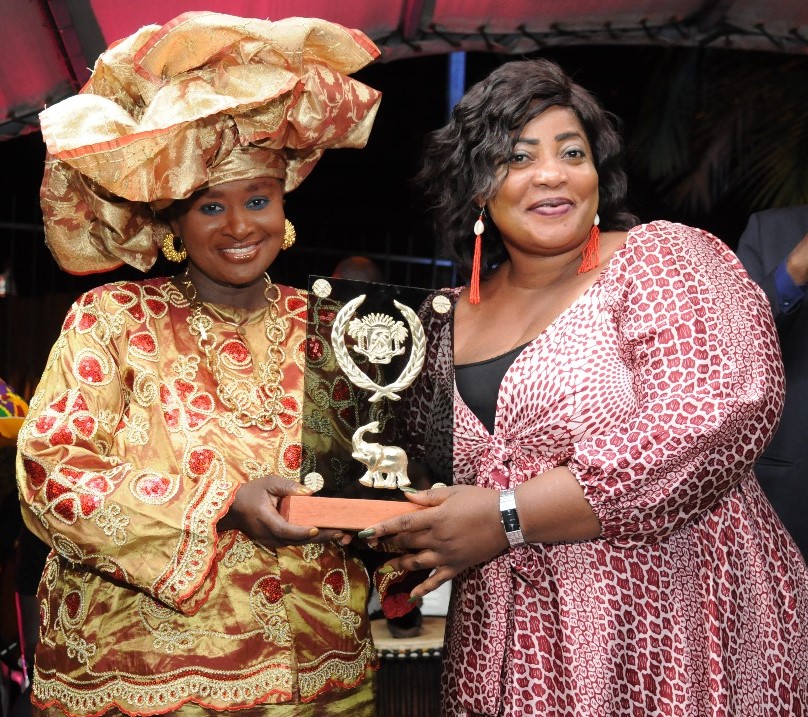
[[2, 0, 808, 140]]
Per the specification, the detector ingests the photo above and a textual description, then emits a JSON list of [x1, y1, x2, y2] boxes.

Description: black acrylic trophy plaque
[[279, 276, 454, 529]]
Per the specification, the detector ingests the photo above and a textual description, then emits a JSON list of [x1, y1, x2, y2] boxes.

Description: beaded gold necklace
[[181, 270, 288, 431]]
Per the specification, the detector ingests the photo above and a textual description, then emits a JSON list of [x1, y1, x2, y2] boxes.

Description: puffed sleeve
[[567, 222, 784, 547], [16, 286, 236, 614]]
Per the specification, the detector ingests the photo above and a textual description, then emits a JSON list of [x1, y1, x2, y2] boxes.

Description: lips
[[219, 240, 263, 261], [528, 198, 573, 217]]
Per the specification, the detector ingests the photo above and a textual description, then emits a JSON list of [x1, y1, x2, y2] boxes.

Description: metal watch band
[[499, 488, 525, 547]]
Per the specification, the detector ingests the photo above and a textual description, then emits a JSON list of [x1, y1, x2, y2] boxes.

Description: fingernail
[[332, 532, 344, 540], [357, 528, 375, 539], [308, 527, 319, 537], [378, 564, 394, 574], [400, 487, 417, 494], [407, 595, 420, 604], [297, 486, 313, 495]]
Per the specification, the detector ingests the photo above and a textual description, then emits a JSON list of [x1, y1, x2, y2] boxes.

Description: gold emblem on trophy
[[332, 294, 426, 489]]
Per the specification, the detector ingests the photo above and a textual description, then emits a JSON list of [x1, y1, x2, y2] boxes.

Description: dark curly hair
[[417, 58, 638, 280]]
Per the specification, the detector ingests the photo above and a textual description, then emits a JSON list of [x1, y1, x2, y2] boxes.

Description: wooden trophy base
[[279, 495, 423, 530]]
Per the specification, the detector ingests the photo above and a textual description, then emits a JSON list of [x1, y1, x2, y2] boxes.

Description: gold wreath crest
[[332, 294, 426, 402]]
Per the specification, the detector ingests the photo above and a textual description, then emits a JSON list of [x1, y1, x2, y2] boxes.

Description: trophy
[[279, 276, 454, 530]]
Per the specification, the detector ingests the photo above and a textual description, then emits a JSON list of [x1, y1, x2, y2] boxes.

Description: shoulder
[[750, 204, 808, 227], [604, 221, 749, 296], [740, 205, 808, 247], [614, 220, 733, 268], [63, 277, 176, 327]]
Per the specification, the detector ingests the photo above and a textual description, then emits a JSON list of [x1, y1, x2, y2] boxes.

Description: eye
[[562, 147, 587, 160], [246, 196, 270, 210], [199, 202, 224, 216], [509, 151, 531, 165]]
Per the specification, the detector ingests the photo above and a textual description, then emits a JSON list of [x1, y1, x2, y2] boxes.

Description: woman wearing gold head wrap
[[18, 12, 384, 716]]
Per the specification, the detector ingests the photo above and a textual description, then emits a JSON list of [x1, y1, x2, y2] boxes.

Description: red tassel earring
[[578, 213, 600, 274], [469, 209, 485, 304]]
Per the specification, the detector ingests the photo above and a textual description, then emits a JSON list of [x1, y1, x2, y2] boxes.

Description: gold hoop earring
[[162, 233, 187, 262], [281, 219, 296, 250]]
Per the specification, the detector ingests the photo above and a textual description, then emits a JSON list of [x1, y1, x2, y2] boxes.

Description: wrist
[[786, 251, 808, 287], [499, 488, 525, 547]]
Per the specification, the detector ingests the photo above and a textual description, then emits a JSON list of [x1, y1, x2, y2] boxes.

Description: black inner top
[[455, 342, 530, 434]]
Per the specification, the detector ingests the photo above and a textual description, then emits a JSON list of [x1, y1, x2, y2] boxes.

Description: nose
[[531, 156, 566, 187], [224, 207, 253, 241]]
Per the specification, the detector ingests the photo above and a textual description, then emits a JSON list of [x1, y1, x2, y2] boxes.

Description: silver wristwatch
[[499, 489, 525, 547]]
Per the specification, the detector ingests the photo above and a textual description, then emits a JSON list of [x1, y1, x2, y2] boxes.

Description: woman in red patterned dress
[[361, 58, 808, 715], [16, 13, 390, 717]]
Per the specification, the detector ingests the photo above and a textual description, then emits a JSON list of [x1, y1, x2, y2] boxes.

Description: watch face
[[502, 509, 520, 532]]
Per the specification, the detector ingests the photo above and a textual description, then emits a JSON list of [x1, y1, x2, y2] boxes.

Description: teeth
[[222, 246, 256, 256]]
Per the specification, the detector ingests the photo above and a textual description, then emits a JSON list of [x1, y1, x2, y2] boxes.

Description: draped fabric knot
[[488, 434, 517, 464], [476, 434, 530, 489]]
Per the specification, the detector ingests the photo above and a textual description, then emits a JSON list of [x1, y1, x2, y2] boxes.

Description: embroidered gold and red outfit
[[17, 277, 376, 715]]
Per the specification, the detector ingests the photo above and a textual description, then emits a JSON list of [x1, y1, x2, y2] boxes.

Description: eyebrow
[[513, 130, 585, 146]]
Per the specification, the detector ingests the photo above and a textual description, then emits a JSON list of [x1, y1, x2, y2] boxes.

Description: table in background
[[372, 616, 445, 717]]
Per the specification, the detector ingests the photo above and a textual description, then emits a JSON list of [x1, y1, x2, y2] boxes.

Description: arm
[[737, 211, 808, 318], [571, 224, 784, 546]]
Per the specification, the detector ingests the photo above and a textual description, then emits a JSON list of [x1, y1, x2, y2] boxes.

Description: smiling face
[[170, 176, 285, 305], [487, 106, 599, 264]]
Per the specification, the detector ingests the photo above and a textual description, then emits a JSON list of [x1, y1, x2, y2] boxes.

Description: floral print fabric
[[17, 278, 376, 715]]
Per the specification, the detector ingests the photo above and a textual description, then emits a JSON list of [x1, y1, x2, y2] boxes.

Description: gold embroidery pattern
[[243, 458, 276, 482], [95, 503, 129, 545], [131, 370, 159, 407], [297, 641, 375, 699], [129, 470, 179, 505], [151, 623, 198, 653], [128, 330, 159, 362], [152, 447, 231, 604], [96, 409, 117, 434], [173, 354, 201, 381], [124, 413, 149, 444], [160, 375, 216, 433], [222, 534, 256, 568], [249, 575, 291, 645], [136, 591, 266, 656], [33, 664, 294, 714], [302, 543, 325, 562], [64, 632, 97, 665], [49, 534, 129, 582], [139, 594, 175, 621], [57, 589, 86, 631], [73, 347, 113, 387]]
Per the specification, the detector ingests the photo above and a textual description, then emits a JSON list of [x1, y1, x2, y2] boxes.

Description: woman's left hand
[[362, 485, 509, 600]]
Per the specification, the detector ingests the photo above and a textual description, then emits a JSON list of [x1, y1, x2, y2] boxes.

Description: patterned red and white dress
[[444, 221, 808, 716]]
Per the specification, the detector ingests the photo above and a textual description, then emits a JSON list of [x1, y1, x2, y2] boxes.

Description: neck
[[494, 249, 583, 292], [180, 267, 270, 310]]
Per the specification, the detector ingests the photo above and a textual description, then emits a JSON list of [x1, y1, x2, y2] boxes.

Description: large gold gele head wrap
[[38, 12, 381, 274]]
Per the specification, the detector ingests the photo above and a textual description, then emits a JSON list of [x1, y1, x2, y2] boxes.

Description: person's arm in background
[[736, 211, 808, 320]]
